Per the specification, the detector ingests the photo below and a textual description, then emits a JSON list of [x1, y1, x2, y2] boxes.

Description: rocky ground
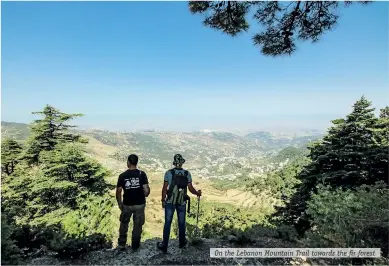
[[22, 236, 389, 266], [25, 238, 315, 266]]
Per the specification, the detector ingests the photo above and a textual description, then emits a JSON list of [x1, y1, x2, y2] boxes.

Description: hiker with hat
[[157, 154, 202, 253]]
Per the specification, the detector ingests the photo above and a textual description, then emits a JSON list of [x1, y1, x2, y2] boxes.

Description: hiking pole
[[195, 195, 201, 237]]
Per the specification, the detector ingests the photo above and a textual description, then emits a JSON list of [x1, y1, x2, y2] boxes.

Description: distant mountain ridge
[[1, 121, 322, 143], [1, 121, 322, 179], [245, 131, 322, 150], [1, 121, 31, 141], [1, 121, 323, 158]]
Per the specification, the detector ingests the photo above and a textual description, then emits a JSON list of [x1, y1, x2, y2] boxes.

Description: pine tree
[[377, 106, 389, 145], [189, 1, 371, 56], [1, 214, 22, 265], [2, 105, 113, 233], [39, 143, 111, 197], [370, 106, 389, 182], [24, 105, 84, 165], [1, 138, 23, 176], [1, 105, 117, 262], [322, 96, 380, 187], [277, 96, 388, 235], [6, 145, 113, 225]]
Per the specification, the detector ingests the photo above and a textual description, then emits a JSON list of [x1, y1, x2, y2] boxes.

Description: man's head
[[173, 154, 185, 168], [127, 154, 138, 168]]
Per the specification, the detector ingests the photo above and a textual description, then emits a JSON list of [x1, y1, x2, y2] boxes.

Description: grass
[[209, 178, 238, 190]]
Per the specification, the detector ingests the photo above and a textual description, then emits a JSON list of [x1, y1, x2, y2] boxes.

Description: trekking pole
[[195, 195, 201, 237]]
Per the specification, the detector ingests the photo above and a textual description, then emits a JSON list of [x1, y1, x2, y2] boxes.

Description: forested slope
[[1, 97, 388, 265]]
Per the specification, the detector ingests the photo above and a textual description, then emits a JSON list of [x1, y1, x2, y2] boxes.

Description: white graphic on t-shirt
[[124, 178, 140, 189]]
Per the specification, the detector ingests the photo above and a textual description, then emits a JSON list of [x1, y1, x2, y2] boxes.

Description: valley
[[1, 121, 322, 243], [2, 97, 388, 265]]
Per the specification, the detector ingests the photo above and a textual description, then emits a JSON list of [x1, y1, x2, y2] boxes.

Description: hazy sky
[[2, 2, 388, 133]]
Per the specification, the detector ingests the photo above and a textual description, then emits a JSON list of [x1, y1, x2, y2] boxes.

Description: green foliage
[[1, 220, 112, 262], [1, 137, 23, 175], [182, 198, 299, 246], [1, 215, 22, 265], [189, 1, 370, 56], [186, 200, 271, 240], [246, 155, 309, 200], [273, 224, 299, 242], [12, 224, 61, 255], [305, 182, 389, 256], [50, 233, 112, 259], [270, 146, 307, 164], [23, 105, 84, 165], [3, 151, 112, 226], [39, 143, 112, 195], [278, 97, 389, 235], [61, 195, 115, 238], [311, 97, 387, 187], [2, 99, 387, 263], [210, 178, 241, 190], [1, 105, 115, 264], [2, 105, 113, 227], [2, 165, 47, 223]]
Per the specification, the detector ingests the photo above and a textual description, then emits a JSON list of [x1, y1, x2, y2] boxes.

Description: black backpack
[[167, 169, 190, 207]]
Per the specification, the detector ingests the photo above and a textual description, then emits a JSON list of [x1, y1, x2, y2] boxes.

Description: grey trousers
[[118, 204, 145, 246]]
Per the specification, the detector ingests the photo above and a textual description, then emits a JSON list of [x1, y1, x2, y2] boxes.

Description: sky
[[1, 1, 388, 133]]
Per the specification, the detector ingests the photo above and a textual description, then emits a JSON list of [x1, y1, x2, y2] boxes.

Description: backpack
[[167, 169, 190, 206]]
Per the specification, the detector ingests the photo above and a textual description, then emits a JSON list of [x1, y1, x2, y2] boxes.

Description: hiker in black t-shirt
[[116, 154, 150, 251]]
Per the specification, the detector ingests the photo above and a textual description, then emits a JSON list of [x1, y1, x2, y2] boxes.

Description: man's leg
[[118, 205, 132, 248], [131, 204, 145, 250], [176, 203, 187, 247], [162, 203, 175, 247]]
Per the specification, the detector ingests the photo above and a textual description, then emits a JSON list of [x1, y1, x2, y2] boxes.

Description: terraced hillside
[[1, 121, 320, 244], [2, 121, 322, 181], [83, 128, 322, 180], [81, 137, 275, 244]]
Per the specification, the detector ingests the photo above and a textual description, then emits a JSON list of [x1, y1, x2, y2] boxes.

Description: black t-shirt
[[117, 169, 149, 206]]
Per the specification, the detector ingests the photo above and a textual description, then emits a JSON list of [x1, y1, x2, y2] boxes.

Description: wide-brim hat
[[173, 154, 185, 166]]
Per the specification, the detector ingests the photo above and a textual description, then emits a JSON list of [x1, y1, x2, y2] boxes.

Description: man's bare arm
[[143, 184, 150, 197], [188, 183, 202, 197], [116, 187, 123, 211], [161, 181, 168, 202]]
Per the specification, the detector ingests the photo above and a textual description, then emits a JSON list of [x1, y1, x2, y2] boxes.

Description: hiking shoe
[[157, 242, 167, 253], [179, 239, 188, 248]]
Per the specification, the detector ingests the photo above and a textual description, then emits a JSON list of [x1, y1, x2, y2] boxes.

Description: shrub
[[1, 215, 22, 265], [306, 182, 389, 256], [275, 224, 299, 242], [50, 233, 112, 259], [184, 200, 271, 242], [61, 194, 115, 239]]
